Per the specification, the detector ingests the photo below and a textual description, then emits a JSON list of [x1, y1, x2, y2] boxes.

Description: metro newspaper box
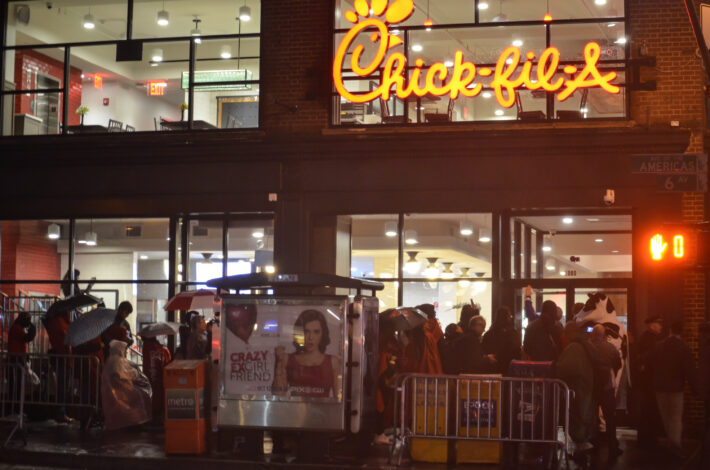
[[164, 360, 208, 454], [206, 273, 382, 437]]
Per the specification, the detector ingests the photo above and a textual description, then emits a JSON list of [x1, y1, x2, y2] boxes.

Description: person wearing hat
[[635, 314, 665, 448]]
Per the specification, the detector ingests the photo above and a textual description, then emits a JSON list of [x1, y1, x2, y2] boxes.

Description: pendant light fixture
[[151, 48, 164, 62], [460, 220, 473, 236], [492, 0, 507, 22], [239, 0, 252, 22], [83, 8, 96, 29], [85, 219, 97, 247], [404, 229, 418, 245], [478, 227, 491, 243], [458, 267, 471, 287], [424, 0, 432, 31], [544, 0, 552, 22], [157, 1, 169, 26], [191, 18, 202, 44], [405, 251, 421, 274], [47, 223, 61, 239], [425, 257, 440, 279], [441, 262, 455, 279], [384, 221, 398, 237], [252, 227, 264, 238]]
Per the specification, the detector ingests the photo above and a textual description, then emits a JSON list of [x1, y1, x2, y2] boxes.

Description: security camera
[[46, 2, 53, 9], [603, 189, 615, 206]]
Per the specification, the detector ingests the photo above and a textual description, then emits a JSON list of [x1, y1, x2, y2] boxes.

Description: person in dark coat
[[46, 310, 72, 423], [650, 321, 699, 455], [8, 312, 36, 355], [438, 323, 462, 375], [482, 306, 521, 374], [635, 314, 665, 448], [523, 300, 561, 361], [101, 301, 134, 359], [458, 304, 478, 333], [454, 315, 497, 374], [590, 325, 622, 458]]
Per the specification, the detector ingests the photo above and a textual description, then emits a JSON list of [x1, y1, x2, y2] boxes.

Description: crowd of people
[[375, 288, 699, 463], [6, 300, 216, 432]]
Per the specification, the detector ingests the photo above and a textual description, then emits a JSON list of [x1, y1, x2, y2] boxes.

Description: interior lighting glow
[[495, 109, 504, 116], [151, 48, 164, 62], [425, 258, 439, 279], [83, 13, 96, 29], [542, 245, 552, 252], [478, 228, 491, 243], [411, 44, 423, 52], [239, 5, 252, 21], [265, 265, 276, 273], [47, 223, 61, 239], [478, 2, 489, 10], [384, 221, 398, 237], [85, 231, 98, 247], [405, 230, 418, 245], [220, 45, 232, 59], [460, 220, 474, 236], [562, 217, 574, 224], [594, 238, 604, 243], [252, 228, 264, 239], [594, 0, 607, 5], [405, 251, 421, 274], [157, 10, 170, 26], [615, 37, 627, 45], [512, 39, 523, 47]]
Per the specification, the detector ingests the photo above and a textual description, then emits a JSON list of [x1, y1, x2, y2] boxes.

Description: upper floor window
[[332, 0, 626, 125], [2, 0, 260, 136]]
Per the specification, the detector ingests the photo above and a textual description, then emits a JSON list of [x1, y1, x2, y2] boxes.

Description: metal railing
[[391, 373, 572, 467], [1, 294, 58, 354], [1, 361, 26, 447], [0, 353, 100, 413]]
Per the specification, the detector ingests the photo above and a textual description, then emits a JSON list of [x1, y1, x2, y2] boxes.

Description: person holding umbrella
[[101, 301, 134, 359]]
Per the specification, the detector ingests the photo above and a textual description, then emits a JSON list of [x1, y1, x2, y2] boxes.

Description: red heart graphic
[[225, 303, 257, 343]]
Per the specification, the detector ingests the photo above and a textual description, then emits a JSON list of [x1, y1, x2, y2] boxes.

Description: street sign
[[631, 153, 707, 174], [656, 173, 708, 192]]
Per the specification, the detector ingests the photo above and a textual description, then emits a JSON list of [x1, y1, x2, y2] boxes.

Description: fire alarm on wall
[[103, 98, 109, 106]]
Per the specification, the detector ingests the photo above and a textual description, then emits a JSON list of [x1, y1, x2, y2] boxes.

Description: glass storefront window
[[332, 0, 627, 125], [2, 1, 261, 135]]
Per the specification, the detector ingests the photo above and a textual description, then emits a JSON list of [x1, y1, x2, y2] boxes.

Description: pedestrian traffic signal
[[646, 225, 710, 268], [649, 233, 684, 260]]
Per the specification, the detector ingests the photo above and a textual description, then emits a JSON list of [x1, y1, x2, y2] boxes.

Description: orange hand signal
[[650, 234, 668, 260]]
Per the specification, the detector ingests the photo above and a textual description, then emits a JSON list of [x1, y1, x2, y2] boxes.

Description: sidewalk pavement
[[0, 421, 702, 470]]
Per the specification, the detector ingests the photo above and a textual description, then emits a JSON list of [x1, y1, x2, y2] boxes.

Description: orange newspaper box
[[164, 360, 208, 454]]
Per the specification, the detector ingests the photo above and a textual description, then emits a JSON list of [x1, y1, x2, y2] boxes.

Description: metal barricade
[[391, 373, 572, 467], [0, 353, 101, 414], [1, 294, 58, 354], [1, 361, 26, 447]]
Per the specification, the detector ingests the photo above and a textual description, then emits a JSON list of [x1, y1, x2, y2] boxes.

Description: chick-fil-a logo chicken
[[333, 0, 620, 108]]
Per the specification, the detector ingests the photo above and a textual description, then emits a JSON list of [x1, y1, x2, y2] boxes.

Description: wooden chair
[[380, 98, 406, 123], [107, 119, 123, 132], [556, 89, 589, 120], [425, 98, 455, 123], [124, 125, 135, 132]]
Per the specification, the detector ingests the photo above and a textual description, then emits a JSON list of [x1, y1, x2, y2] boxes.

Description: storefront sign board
[[632, 153, 707, 174]]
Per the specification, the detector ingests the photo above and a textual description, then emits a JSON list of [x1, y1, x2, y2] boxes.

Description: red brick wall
[[0, 221, 61, 297], [14, 50, 83, 127]]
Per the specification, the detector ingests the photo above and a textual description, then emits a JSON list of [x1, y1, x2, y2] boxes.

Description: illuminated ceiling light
[[543, 13, 552, 22], [478, 2, 489, 10], [559, 270, 567, 276], [425, 257, 439, 279], [460, 220, 474, 236], [607, 22, 616, 27], [411, 44, 423, 52], [157, 10, 170, 26], [594, 0, 607, 5], [545, 260, 556, 271], [542, 245, 552, 252], [85, 231, 98, 247], [384, 221, 398, 237], [611, 250, 620, 254], [482, 91, 492, 98], [252, 228, 264, 239], [140, 255, 148, 260], [478, 227, 491, 243], [441, 262, 455, 280], [405, 230, 418, 245], [532, 259, 537, 264], [615, 36, 627, 45], [265, 265, 276, 274], [562, 217, 574, 224], [220, 45, 232, 59], [424, 18, 433, 31], [83, 13, 96, 29], [586, 217, 600, 222], [151, 48, 164, 62], [512, 39, 523, 47], [191, 18, 202, 44], [595, 238, 604, 243], [405, 251, 420, 274], [505, 57, 513, 65], [391, 29, 401, 36], [239, 5, 252, 21], [580, 107, 589, 113], [444, 60, 454, 67], [495, 109, 504, 116], [458, 267, 470, 287], [47, 223, 60, 239]]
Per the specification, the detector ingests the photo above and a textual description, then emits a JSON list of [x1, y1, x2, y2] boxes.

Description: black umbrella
[[46, 294, 103, 318], [379, 307, 428, 331]]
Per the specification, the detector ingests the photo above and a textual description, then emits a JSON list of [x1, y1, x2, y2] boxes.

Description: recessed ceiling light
[[478, 2, 489, 10], [512, 39, 523, 47], [586, 218, 600, 222], [482, 91, 492, 98], [562, 217, 574, 224], [611, 250, 620, 254], [444, 60, 454, 67], [495, 109, 504, 116], [542, 246, 552, 252], [615, 37, 627, 44], [594, 238, 604, 243], [140, 255, 148, 260], [607, 23, 616, 28], [412, 44, 423, 52], [594, 0, 607, 5], [559, 270, 567, 276]]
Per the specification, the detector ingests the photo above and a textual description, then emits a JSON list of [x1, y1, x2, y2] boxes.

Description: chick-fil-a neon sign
[[333, 0, 620, 108]]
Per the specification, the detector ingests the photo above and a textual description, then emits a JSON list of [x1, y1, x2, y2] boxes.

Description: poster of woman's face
[[222, 299, 344, 401]]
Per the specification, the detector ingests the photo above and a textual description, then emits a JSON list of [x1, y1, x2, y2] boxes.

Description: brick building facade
[[0, 0, 708, 428]]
